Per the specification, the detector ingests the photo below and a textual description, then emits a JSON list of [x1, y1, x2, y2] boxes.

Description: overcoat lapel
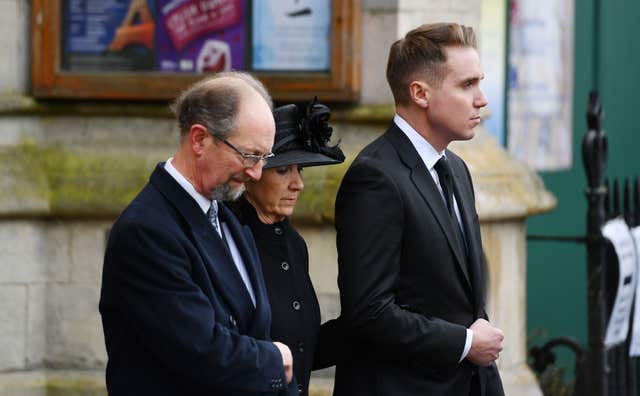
[[218, 204, 271, 337], [149, 164, 255, 332], [385, 126, 472, 290]]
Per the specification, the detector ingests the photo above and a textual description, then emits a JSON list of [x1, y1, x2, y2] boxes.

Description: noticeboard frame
[[31, 0, 361, 101]]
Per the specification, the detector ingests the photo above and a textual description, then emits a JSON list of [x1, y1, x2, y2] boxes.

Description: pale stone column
[[0, 0, 30, 95]]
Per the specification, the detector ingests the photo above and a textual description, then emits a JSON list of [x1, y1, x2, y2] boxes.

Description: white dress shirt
[[164, 158, 256, 306], [393, 114, 473, 363]]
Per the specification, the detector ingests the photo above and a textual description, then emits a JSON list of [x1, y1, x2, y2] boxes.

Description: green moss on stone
[[1, 140, 154, 217], [46, 377, 107, 396], [0, 94, 397, 124], [2, 139, 350, 223], [333, 104, 395, 124], [0, 94, 172, 118], [293, 159, 351, 224]]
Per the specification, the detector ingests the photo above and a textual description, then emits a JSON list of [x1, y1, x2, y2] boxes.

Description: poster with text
[[252, 0, 331, 71], [156, 0, 246, 73], [479, 0, 508, 146], [62, 0, 157, 71], [62, 0, 246, 73], [602, 218, 637, 348], [630, 227, 640, 356], [507, 0, 574, 170]]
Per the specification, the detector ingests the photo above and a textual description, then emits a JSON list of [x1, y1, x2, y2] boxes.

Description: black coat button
[[229, 315, 236, 327], [281, 261, 290, 271], [274, 227, 283, 236], [297, 341, 305, 352], [298, 384, 304, 393], [292, 300, 301, 310]]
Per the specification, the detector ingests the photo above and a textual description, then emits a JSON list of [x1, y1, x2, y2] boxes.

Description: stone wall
[[0, 1, 551, 395]]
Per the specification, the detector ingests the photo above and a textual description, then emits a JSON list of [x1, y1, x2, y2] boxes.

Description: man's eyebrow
[[460, 74, 484, 84]]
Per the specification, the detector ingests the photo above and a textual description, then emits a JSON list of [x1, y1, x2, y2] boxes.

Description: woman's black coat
[[231, 198, 340, 396]]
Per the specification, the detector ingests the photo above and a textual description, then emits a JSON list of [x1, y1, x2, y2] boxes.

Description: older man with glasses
[[99, 72, 298, 396]]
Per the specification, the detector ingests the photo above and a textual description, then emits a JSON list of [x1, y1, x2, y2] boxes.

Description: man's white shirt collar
[[393, 113, 445, 170], [164, 157, 212, 214]]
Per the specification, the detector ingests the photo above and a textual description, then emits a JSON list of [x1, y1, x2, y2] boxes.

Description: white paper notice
[[602, 218, 637, 348], [629, 227, 640, 356]]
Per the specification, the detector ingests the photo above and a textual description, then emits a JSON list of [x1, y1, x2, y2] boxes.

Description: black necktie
[[434, 157, 455, 217], [434, 157, 467, 254]]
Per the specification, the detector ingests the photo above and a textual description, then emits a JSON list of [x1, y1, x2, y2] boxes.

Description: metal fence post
[[581, 90, 609, 396]]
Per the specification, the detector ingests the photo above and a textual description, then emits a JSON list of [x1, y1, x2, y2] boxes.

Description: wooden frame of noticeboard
[[31, 0, 361, 101]]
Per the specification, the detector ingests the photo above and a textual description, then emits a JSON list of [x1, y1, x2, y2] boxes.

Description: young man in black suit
[[334, 23, 505, 396], [100, 72, 297, 396]]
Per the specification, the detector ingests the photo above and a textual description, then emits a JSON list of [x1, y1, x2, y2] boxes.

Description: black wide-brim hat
[[264, 100, 345, 170]]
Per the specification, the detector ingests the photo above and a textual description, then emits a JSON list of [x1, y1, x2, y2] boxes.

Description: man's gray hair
[[170, 71, 273, 138]]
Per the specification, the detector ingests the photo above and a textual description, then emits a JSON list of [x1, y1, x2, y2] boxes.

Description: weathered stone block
[[26, 284, 46, 367], [42, 224, 72, 283], [0, 223, 41, 283], [0, 222, 69, 284], [0, 285, 27, 370], [45, 285, 106, 368], [482, 221, 528, 368], [0, 371, 47, 396], [0, 370, 106, 396], [45, 370, 107, 396], [316, 293, 340, 323], [298, 227, 339, 295], [0, 145, 50, 214], [363, 0, 398, 11], [70, 222, 111, 284], [41, 117, 176, 156], [308, 378, 334, 396], [397, 10, 460, 35], [0, 117, 42, 147], [399, 0, 450, 11], [0, 142, 156, 217], [448, 0, 484, 13], [360, 12, 396, 105], [0, 0, 29, 95]]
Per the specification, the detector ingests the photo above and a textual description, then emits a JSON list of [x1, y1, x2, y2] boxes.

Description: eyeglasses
[[211, 133, 274, 167]]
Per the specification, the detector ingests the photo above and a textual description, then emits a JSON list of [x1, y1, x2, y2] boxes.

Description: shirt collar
[[164, 157, 212, 214], [393, 113, 445, 171]]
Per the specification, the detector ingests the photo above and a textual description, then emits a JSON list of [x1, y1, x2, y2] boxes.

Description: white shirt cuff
[[459, 329, 474, 363]]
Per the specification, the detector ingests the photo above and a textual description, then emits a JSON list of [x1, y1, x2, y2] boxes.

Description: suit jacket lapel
[[149, 164, 255, 331], [385, 126, 472, 289], [448, 153, 485, 314]]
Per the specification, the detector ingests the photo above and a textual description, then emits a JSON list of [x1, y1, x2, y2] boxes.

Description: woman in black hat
[[230, 99, 344, 396]]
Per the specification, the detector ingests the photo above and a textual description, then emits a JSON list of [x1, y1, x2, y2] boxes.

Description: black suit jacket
[[100, 164, 297, 396], [333, 123, 504, 396]]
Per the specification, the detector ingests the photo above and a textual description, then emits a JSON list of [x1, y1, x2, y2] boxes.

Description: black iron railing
[[528, 91, 639, 396]]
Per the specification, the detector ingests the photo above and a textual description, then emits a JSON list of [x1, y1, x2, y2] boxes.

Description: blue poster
[[63, 0, 156, 71]]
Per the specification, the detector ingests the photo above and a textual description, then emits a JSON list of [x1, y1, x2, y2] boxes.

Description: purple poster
[[156, 0, 246, 73]]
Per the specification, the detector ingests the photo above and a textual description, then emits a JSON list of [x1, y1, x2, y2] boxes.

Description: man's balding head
[[171, 71, 273, 139]]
